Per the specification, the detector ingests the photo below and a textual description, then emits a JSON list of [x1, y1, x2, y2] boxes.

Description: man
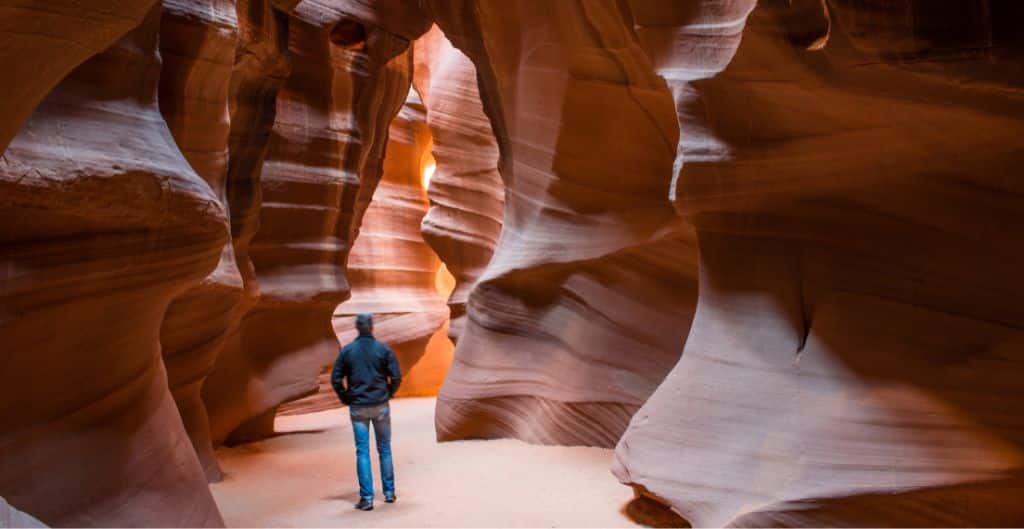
[[331, 313, 402, 511]]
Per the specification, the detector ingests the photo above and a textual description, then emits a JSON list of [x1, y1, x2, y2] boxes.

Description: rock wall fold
[[418, 28, 505, 344], [157, 0, 243, 482], [202, 0, 426, 443], [0, 0, 158, 153], [613, 1, 1024, 526], [0, 6, 226, 526], [425, 0, 699, 447]]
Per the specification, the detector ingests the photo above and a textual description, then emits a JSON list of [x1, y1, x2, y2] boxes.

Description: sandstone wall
[[613, 1, 1024, 526], [424, 0, 699, 447], [157, 0, 243, 482], [202, 0, 430, 444], [418, 29, 505, 344], [331, 86, 452, 400], [0, 6, 226, 526]]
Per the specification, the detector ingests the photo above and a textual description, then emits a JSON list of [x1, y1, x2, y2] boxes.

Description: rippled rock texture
[[425, 0, 699, 447], [0, 0, 159, 154], [281, 76, 452, 416], [202, 0, 429, 444], [613, 1, 1024, 526], [0, 5, 226, 526], [158, 0, 243, 482], [418, 28, 505, 344], [331, 85, 452, 399]]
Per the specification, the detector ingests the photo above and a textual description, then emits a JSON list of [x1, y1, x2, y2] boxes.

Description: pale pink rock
[[418, 29, 505, 343], [425, 0, 698, 447]]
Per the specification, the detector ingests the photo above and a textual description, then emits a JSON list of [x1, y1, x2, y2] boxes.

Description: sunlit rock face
[[613, 1, 1024, 526], [281, 79, 453, 415], [202, 0, 429, 444], [424, 0, 699, 447], [0, 6, 226, 526], [418, 28, 505, 344], [333, 87, 452, 399], [157, 0, 243, 482]]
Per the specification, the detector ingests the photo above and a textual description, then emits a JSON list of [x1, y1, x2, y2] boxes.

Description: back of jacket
[[331, 334, 402, 408]]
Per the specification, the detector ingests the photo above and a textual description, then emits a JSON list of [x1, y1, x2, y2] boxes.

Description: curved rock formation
[[332, 87, 450, 400], [425, 0, 698, 447], [0, 6, 225, 526], [0, 0, 158, 153], [158, 0, 243, 482], [199, 0, 290, 452], [0, 497, 45, 528], [203, 0, 429, 443], [613, 1, 1024, 526], [418, 29, 505, 343]]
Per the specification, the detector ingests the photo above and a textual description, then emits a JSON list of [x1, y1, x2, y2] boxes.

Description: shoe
[[384, 494, 396, 504], [355, 499, 373, 511]]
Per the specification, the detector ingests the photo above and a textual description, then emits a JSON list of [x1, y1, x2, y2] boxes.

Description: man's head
[[355, 313, 373, 335]]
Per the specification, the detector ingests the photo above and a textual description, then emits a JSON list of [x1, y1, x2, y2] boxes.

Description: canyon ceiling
[[1, 0, 1022, 527]]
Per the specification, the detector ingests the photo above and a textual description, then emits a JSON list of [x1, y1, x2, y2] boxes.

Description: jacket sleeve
[[331, 349, 349, 404], [384, 345, 402, 397]]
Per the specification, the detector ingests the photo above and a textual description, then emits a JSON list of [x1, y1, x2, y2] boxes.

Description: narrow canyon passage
[[3, 1, 1024, 527], [211, 398, 639, 528]]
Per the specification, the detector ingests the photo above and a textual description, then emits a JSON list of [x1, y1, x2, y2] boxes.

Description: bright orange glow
[[421, 154, 437, 190]]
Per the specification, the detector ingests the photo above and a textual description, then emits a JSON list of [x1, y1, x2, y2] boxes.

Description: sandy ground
[[211, 397, 642, 528]]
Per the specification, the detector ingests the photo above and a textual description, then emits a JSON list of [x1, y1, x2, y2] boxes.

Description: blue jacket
[[331, 333, 402, 408]]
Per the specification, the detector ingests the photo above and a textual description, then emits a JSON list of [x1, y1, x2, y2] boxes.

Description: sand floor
[[211, 397, 642, 528]]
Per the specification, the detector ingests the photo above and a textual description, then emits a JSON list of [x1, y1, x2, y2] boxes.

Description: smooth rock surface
[[203, 0, 424, 444], [0, 6, 226, 526], [425, 0, 699, 447], [418, 27, 505, 344], [0, 0, 158, 153], [613, 2, 1024, 526], [158, 0, 243, 482], [0, 497, 45, 528]]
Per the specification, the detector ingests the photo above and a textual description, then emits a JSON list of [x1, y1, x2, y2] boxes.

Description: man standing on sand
[[331, 313, 402, 511]]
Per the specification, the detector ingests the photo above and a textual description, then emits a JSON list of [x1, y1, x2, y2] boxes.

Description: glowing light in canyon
[[421, 153, 437, 190]]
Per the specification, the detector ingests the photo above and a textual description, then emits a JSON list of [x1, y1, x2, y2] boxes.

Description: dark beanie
[[355, 313, 373, 334]]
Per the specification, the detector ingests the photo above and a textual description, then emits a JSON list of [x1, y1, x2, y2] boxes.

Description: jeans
[[349, 403, 394, 502]]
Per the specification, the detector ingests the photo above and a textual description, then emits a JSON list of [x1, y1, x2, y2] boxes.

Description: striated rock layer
[[425, 0, 699, 447], [0, 0, 158, 153], [332, 87, 449, 400], [157, 0, 243, 482], [0, 6, 225, 526], [613, 1, 1024, 526], [281, 83, 452, 415], [203, 0, 430, 443], [418, 28, 505, 344]]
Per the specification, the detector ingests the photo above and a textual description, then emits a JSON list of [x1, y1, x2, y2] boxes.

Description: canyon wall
[[281, 80, 452, 415], [425, 0, 699, 447], [418, 29, 505, 344], [331, 85, 452, 400], [202, 0, 430, 443], [0, 5, 226, 526], [0, 0, 159, 154], [157, 0, 243, 481], [613, 1, 1024, 526]]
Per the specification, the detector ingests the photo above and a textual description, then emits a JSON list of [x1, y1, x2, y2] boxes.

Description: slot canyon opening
[[7, 1, 1022, 527], [276, 147, 456, 416]]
